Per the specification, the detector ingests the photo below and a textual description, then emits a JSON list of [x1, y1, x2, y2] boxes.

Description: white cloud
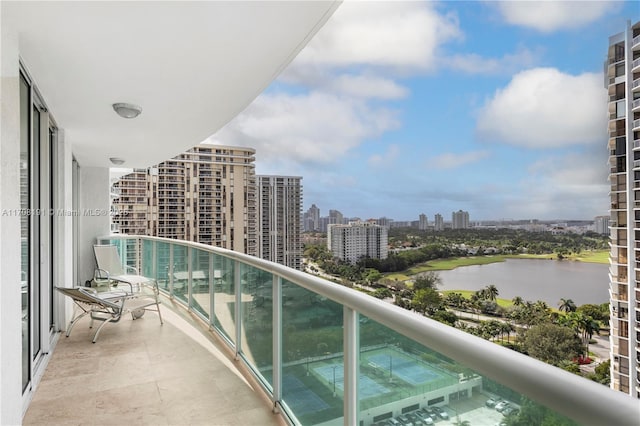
[[368, 144, 400, 167], [291, 1, 462, 72], [426, 150, 490, 170], [445, 46, 541, 75], [504, 150, 608, 219], [476, 68, 607, 148], [329, 74, 409, 100], [492, 1, 619, 33], [208, 91, 400, 167]]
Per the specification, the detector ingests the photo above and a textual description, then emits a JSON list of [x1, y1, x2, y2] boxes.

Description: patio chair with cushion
[[93, 244, 163, 320], [55, 286, 162, 343]]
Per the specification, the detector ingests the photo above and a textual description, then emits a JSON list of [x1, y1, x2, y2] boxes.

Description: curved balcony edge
[[100, 235, 640, 426]]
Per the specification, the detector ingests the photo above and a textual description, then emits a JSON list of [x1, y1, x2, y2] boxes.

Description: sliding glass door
[[19, 67, 58, 394]]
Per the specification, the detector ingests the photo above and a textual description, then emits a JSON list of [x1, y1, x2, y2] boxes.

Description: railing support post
[[343, 307, 358, 426], [234, 260, 241, 360], [272, 275, 282, 413], [169, 243, 174, 296], [187, 246, 192, 310], [209, 253, 214, 330]]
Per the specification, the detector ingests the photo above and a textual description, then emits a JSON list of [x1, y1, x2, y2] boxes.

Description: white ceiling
[[2, 1, 340, 168]]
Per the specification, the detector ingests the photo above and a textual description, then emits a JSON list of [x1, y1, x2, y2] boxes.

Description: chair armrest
[[124, 265, 139, 274], [94, 268, 110, 281]]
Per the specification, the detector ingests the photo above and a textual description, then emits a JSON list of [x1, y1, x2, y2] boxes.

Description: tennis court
[[313, 364, 391, 398], [282, 374, 330, 416], [366, 351, 444, 386]]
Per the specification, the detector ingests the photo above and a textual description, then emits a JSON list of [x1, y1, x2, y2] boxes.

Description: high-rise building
[[303, 203, 320, 232], [327, 220, 388, 264], [257, 175, 303, 270], [113, 145, 257, 255], [452, 210, 470, 229], [329, 209, 344, 225], [419, 213, 428, 230], [434, 213, 444, 231], [606, 19, 640, 399], [594, 215, 610, 235]]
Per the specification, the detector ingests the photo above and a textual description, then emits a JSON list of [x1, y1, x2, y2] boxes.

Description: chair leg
[[91, 316, 118, 343], [66, 310, 91, 337], [156, 300, 164, 325]]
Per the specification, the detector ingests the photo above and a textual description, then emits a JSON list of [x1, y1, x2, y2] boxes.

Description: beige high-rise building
[[327, 220, 388, 264], [256, 175, 302, 269], [606, 20, 640, 399], [113, 145, 257, 255]]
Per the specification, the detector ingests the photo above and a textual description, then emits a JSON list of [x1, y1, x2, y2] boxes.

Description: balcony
[[23, 307, 280, 426], [633, 58, 640, 72], [633, 78, 640, 91], [634, 119, 640, 131], [633, 34, 640, 49], [33, 235, 636, 426]]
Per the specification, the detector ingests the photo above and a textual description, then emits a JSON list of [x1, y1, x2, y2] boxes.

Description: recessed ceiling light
[[112, 103, 142, 119], [110, 157, 125, 165]]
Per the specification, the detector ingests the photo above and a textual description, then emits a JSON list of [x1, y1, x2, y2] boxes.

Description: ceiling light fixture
[[109, 157, 125, 165], [112, 102, 142, 119]]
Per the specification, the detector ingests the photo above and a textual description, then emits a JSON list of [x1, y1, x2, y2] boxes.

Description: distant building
[[594, 215, 610, 235], [606, 20, 640, 399], [257, 175, 302, 270], [377, 217, 393, 228], [329, 209, 344, 225], [303, 203, 320, 232], [418, 213, 428, 230], [452, 210, 470, 229], [327, 220, 388, 264], [112, 144, 257, 255], [434, 213, 444, 231]]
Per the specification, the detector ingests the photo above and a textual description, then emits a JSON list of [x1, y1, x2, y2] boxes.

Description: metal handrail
[[100, 234, 640, 426]]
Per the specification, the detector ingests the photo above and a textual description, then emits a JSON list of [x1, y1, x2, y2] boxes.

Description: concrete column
[[0, 21, 25, 425], [78, 167, 111, 285]]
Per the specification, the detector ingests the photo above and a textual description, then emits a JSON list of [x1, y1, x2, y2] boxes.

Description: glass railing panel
[[212, 254, 236, 344], [155, 241, 171, 292], [358, 316, 577, 426], [281, 281, 344, 426], [239, 264, 273, 387], [141, 239, 153, 279], [172, 244, 189, 303], [190, 248, 211, 320]]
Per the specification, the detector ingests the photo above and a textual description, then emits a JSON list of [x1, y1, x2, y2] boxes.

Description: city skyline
[[208, 1, 640, 220]]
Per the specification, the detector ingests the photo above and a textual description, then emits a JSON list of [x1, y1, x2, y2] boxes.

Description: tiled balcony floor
[[24, 300, 285, 426]]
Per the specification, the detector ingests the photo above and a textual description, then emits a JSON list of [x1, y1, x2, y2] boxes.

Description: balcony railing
[[98, 235, 639, 426], [633, 58, 640, 71]]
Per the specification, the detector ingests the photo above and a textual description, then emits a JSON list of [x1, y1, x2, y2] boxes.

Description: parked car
[[431, 406, 449, 420], [398, 415, 413, 426], [503, 406, 520, 417], [485, 398, 497, 408], [495, 401, 510, 412], [414, 411, 434, 425]]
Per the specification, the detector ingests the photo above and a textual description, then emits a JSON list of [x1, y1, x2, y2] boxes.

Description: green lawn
[[407, 256, 508, 273]]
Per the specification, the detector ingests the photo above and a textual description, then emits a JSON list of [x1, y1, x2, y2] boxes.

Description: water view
[[438, 258, 608, 306]]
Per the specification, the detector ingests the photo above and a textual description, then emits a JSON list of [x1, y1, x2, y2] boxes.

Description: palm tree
[[485, 284, 499, 301], [558, 298, 577, 313], [512, 296, 523, 306]]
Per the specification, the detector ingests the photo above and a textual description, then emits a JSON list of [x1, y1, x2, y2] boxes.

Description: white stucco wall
[[78, 166, 111, 286], [0, 21, 26, 425]]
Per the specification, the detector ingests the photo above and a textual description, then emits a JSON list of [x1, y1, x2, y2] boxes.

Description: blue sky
[[210, 1, 640, 222]]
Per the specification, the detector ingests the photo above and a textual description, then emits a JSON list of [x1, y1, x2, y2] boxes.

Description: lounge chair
[[55, 286, 162, 343], [93, 244, 155, 294]]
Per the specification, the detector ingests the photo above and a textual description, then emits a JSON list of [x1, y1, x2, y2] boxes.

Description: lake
[[436, 258, 609, 306]]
